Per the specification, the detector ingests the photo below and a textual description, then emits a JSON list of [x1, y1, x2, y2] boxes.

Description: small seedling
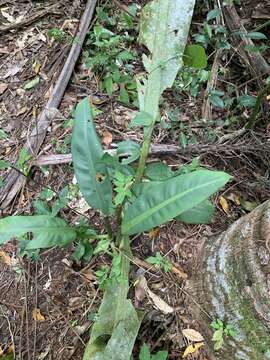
[[211, 319, 237, 350], [146, 252, 172, 273], [48, 28, 67, 42]]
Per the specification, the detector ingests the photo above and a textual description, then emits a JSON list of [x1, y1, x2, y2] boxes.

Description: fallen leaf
[[134, 275, 148, 302], [0, 83, 8, 95], [102, 131, 113, 146], [219, 196, 230, 214], [0, 47, 9, 54], [147, 289, 174, 314], [182, 342, 204, 358], [227, 193, 241, 206], [240, 199, 258, 212], [33, 61, 41, 74], [24, 77, 40, 90], [149, 227, 160, 240], [0, 250, 12, 266], [182, 328, 204, 342], [32, 308, 45, 322]]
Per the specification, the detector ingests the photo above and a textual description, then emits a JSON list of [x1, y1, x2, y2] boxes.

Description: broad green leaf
[[145, 162, 173, 181], [139, 344, 151, 360], [0, 215, 76, 249], [122, 170, 231, 235], [129, 111, 153, 128], [138, 0, 196, 120], [83, 236, 143, 360], [72, 98, 113, 215], [176, 200, 215, 224], [184, 44, 207, 69], [117, 140, 141, 165]]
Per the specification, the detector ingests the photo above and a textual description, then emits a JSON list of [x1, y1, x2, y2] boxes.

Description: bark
[[187, 200, 270, 359]]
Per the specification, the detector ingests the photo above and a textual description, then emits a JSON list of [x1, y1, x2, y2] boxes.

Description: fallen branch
[[0, 0, 98, 211], [33, 136, 270, 167], [223, 5, 270, 77], [0, 6, 61, 33]]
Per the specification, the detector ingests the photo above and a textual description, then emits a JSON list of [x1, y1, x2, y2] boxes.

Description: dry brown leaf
[[32, 308, 45, 322], [134, 275, 148, 302], [219, 196, 230, 214], [0, 83, 8, 95], [102, 131, 113, 146], [149, 227, 160, 240], [0, 250, 12, 266], [147, 289, 174, 314], [34, 61, 41, 74], [182, 342, 204, 358], [182, 328, 204, 342], [227, 193, 241, 206]]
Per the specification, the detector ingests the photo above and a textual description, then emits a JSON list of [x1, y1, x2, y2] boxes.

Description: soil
[[0, 0, 269, 359]]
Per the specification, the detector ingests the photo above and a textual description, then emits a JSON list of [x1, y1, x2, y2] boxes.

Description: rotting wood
[[0, 0, 98, 211], [223, 5, 270, 77]]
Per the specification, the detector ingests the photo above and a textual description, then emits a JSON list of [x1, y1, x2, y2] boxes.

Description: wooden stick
[[0, 0, 98, 211]]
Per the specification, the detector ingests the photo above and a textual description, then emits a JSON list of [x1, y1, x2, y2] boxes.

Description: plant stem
[[245, 82, 270, 129], [104, 217, 113, 239], [134, 124, 155, 183]]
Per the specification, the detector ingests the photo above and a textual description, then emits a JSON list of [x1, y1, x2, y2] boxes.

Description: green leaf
[[83, 236, 143, 360], [238, 95, 256, 108], [139, 344, 151, 360], [0, 160, 11, 170], [138, 0, 196, 119], [184, 44, 207, 69], [176, 199, 215, 224], [129, 111, 153, 128], [103, 76, 113, 96], [145, 162, 173, 181], [152, 351, 168, 360], [24, 76, 40, 90], [72, 98, 113, 215], [207, 8, 221, 21], [117, 140, 140, 165], [246, 32, 267, 40], [0, 215, 76, 249], [122, 170, 231, 235]]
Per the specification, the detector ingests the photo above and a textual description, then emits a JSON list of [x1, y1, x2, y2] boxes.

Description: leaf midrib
[[123, 177, 223, 233]]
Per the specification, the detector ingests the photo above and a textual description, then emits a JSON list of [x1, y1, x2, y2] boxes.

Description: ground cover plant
[[0, 0, 269, 359], [0, 1, 232, 359]]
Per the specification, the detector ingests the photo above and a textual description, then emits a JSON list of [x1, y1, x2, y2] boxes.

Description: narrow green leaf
[[122, 170, 231, 235], [184, 44, 208, 69], [176, 200, 215, 224], [246, 32, 267, 40], [72, 98, 113, 215], [0, 215, 76, 249]]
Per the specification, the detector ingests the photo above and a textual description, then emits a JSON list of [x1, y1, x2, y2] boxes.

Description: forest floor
[[0, 0, 269, 359]]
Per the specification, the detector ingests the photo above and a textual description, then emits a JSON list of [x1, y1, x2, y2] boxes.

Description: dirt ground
[[0, 0, 269, 359]]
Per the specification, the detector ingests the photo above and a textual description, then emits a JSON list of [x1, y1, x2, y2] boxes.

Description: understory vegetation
[[0, 0, 269, 359]]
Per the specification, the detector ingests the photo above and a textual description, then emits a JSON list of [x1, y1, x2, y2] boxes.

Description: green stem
[[134, 123, 155, 183], [245, 82, 270, 129]]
